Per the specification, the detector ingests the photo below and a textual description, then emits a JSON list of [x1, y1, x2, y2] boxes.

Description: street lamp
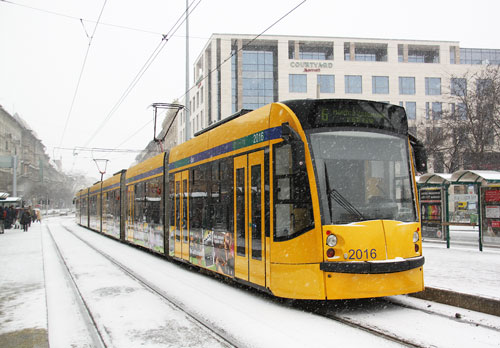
[[93, 159, 109, 181]]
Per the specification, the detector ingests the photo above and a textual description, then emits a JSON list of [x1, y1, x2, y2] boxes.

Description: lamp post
[[93, 159, 109, 181]]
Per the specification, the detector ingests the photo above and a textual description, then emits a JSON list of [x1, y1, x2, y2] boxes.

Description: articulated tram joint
[[319, 256, 425, 274]]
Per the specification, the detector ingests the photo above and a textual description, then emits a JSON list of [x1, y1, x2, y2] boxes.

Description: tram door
[[126, 185, 134, 242], [174, 171, 190, 261], [234, 151, 265, 286]]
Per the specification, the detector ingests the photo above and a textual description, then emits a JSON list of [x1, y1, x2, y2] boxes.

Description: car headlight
[[413, 231, 420, 243], [326, 234, 337, 247]]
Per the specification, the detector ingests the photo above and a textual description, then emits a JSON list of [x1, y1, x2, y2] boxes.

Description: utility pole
[[185, 0, 190, 142]]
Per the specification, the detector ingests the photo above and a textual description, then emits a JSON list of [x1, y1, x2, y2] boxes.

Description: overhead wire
[[81, 0, 203, 149], [109, 0, 307, 153], [57, 0, 108, 150], [0, 0, 163, 36]]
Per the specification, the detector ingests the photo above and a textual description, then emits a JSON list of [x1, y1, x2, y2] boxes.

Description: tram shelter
[[418, 170, 500, 251], [451, 170, 500, 250], [417, 173, 451, 244]]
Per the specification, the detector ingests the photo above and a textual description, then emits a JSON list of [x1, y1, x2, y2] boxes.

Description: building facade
[[178, 34, 500, 171], [0, 105, 72, 207]]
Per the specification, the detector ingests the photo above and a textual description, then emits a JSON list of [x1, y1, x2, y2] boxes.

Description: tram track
[[58, 225, 240, 348], [292, 293, 500, 348], [45, 224, 108, 348], [52, 221, 500, 347], [293, 300, 427, 348]]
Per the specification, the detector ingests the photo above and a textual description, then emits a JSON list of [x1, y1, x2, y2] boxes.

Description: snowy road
[[43, 218, 500, 347]]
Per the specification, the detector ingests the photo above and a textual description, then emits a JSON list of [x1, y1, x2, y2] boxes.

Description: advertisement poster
[[420, 188, 445, 240], [482, 187, 500, 245]]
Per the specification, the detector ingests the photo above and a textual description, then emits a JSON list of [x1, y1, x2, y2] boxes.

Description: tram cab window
[[273, 143, 314, 241]]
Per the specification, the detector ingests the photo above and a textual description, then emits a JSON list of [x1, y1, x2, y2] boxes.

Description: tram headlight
[[326, 234, 337, 247], [413, 231, 419, 243]]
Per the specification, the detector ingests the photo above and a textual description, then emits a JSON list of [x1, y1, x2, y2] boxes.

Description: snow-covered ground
[[1, 217, 500, 347]]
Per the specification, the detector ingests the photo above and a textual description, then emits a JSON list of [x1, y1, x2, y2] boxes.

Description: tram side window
[[169, 174, 175, 228], [274, 143, 314, 241], [209, 159, 233, 231], [145, 177, 163, 224], [191, 166, 208, 230], [220, 159, 233, 231], [134, 182, 145, 222]]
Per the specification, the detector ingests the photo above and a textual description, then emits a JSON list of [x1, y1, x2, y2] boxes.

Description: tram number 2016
[[347, 249, 377, 260], [252, 131, 265, 144]]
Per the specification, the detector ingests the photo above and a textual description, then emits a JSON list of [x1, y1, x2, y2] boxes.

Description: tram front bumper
[[320, 255, 424, 274], [320, 256, 425, 299]]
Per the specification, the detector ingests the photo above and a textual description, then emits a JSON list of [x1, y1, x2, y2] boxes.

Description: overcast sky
[[1, 0, 499, 180]]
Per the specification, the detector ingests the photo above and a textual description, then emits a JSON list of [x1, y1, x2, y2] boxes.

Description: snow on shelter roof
[[417, 173, 452, 185], [450, 170, 500, 184]]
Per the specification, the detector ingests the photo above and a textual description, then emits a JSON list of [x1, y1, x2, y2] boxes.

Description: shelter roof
[[417, 173, 452, 185], [450, 170, 500, 184]]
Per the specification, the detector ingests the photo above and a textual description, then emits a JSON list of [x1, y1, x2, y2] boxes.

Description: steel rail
[[62, 225, 241, 348], [45, 225, 108, 348]]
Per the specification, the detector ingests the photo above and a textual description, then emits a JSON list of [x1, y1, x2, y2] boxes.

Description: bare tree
[[424, 65, 500, 171]]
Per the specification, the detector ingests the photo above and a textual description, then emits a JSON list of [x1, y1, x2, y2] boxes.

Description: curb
[[410, 287, 500, 317]]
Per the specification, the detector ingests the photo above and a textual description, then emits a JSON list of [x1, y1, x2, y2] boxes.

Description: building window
[[460, 48, 500, 65], [344, 43, 350, 61], [399, 77, 415, 95], [451, 103, 467, 120], [317, 75, 335, 93], [345, 75, 362, 94], [405, 102, 416, 120], [451, 78, 467, 96], [450, 46, 457, 64], [372, 76, 389, 94], [242, 49, 275, 110], [355, 43, 388, 62], [289, 74, 307, 93], [398, 44, 404, 62], [231, 45, 238, 113], [407, 45, 440, 63], [298, 41, 333, 60], [432, 102, 442, 120], [288, 40, 295, 59], [425, 77, 441, 95]]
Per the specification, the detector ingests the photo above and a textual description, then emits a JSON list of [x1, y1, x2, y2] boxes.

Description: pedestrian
[[20, 209, 31, 232], [0, 206, 5, 234]]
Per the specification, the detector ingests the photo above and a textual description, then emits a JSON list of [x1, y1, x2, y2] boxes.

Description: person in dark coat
[[20, 209, 31, 232], [0, 206, 5, 234]]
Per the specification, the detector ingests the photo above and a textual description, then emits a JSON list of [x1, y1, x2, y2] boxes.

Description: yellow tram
[[77, 99, 426, 300]]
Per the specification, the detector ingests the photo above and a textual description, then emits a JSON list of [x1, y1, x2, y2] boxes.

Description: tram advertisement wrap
[[420, 188, 445, 240], [482, 187, 500, 245], [187, 229, 235, 276]]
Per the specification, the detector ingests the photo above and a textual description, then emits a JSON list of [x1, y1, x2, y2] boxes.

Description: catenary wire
[[0, 0, 163, 36], [81, 0, 202, 149], [57, 0, 108, 150], [109, 0, 307, 153]]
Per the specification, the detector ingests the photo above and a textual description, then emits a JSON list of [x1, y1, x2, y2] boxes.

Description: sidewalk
[[1, 221, 499, 346], [415, 242, 500, 315], [0, 222, 48, 348]]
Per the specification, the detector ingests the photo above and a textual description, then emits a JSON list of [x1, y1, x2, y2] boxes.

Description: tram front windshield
[[309, 130, 417, 224]]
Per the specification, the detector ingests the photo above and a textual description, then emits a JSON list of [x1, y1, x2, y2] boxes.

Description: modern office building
[[178, 33, 500, 169]]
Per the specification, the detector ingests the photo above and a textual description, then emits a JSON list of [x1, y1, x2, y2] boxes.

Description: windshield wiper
[[324, 164, 365, 222]]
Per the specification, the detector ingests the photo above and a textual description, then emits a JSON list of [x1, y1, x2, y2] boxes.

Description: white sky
[[1, 0, 499, 180]]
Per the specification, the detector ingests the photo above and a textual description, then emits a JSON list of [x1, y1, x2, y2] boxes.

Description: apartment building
[[179, 34, 500, 169]]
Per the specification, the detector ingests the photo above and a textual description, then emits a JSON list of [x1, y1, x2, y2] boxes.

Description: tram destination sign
[[283, 99, 408, 134]]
